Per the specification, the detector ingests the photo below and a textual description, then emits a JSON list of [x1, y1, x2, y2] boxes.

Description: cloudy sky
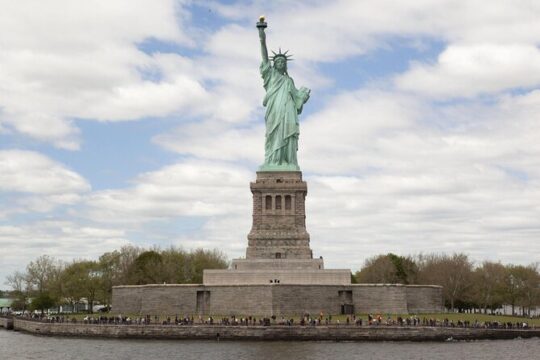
[[1, 0, 540, 286]]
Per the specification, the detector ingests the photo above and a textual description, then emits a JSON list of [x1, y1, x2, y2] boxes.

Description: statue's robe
[[260, 61, 308, 169]]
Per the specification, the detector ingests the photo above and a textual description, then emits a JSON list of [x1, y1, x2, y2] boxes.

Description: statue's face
[[274, 57, 286, 72]]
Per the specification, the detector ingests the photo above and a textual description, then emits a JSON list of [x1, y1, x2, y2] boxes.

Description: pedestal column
[[246, 171, 312, 259]]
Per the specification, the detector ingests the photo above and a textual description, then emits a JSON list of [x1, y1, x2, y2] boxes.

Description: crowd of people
[[8, 312, 534, 329]]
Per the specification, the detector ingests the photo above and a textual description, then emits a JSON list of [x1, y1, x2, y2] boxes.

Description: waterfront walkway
[[4, 313, 536, 330]]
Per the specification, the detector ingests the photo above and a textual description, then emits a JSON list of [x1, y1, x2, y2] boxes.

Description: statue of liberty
[[257, 17, 311, 171]]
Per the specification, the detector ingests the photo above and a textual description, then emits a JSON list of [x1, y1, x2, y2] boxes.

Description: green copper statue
[[257, 16, 311, 171]]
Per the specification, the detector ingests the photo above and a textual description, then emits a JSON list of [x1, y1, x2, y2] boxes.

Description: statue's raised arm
[[256, 16, 311, 172], [257, 16, 269, 64]]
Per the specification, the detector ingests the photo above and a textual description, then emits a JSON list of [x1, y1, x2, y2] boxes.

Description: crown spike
[[270, 48, 293, 61]]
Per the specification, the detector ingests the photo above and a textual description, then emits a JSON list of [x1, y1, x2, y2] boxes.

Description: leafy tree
[[30, 292, 56, 314], [503, 264, 540, 316], [60, 261, 89, 307], [355, 253, 417, 284], [125, 247, 228, 285], [56, 260, 103, 313], [98, 245, 142, 305], [388, 253, 418, 284], [128, 251, 165, 285], [160, 247, 190, 283], [471, 261, 506, 313], [518, 263, 540, 316], [187, 249, 228, 284]]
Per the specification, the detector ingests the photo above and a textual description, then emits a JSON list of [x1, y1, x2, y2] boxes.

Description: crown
[[270, 47, 293, 61]]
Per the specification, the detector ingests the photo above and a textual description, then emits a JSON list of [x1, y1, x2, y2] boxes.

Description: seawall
[[0, 316, 14, 330], [9, 318, 540, 341]]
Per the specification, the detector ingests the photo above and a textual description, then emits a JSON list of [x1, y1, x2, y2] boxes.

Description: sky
[[1, 0, 540, 286]]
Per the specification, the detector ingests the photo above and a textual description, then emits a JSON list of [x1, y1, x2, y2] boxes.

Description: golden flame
[[259, 15, 265, 23]]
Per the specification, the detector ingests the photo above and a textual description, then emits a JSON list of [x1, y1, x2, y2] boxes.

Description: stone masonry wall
[[406, 286, 444, 313], [352, 285, 408, 314], [140, 285, 201, 315], [207, 286, 272, 315], [112, 284, 442, 316], [272, 285, 344, 315], [112, 286, 144, 314], [203, 269, 351, 286]]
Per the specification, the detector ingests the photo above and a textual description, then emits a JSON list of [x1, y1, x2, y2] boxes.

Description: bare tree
[[417, 253, 474, 311], [25, 255, 63, 294], [5, 271, 28, 293]]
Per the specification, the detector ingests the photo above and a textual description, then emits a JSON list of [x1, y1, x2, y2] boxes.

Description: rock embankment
[[7, 318, 540, 341]]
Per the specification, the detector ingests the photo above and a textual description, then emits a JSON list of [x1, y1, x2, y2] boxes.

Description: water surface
[[1, 329, 539, 360]]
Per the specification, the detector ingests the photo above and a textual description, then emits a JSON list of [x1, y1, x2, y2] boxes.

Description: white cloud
[[85, 160, 252, 223], [0, 150, 89, 194], [396, 44, 540, 98], [0, 0, 200, 149], [154, 120, 264, 164], [0, 150, 90, 214], [3, 0, 540, 149], [212, 0, 540, 61], [300, 90, 422, 174]]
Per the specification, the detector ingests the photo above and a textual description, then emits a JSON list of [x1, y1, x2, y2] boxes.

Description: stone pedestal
[[203, 170, 352, 286], [247, 171, 312, 259]]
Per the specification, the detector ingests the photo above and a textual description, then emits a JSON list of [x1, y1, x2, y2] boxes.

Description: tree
[[417, 253, 474, 311], [10, 298, 28, 311], [126, 247, 228, 285], [503, 264, 540, 316], [186, 249, 228, 284], [60, 260, 102, 313], [30, 292, 56, 314], [158, 247, 186, 283], [518, 263, 540, 316], [25, 255, 63, 295], [6, 271, 28, 293], [355, 253, 418, 284], [98, 245, 142, 306], [504, 265, 523, 316], [60, 261, 88, 307], [6, 271, 30, 312], [128, 251, 165, 285], [471, 261, 506, 313]]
